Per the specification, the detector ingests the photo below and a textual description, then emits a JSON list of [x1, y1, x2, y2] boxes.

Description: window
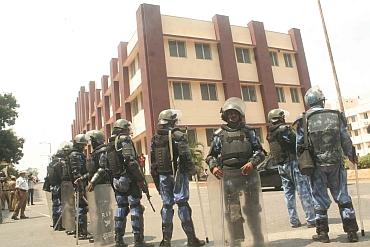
[[290, 88, 300, 103], [129, 56, 139, 79], [357, 144, 362, 150], [241, 85, 257, 102], [169, 40, 186, 57], [200, 83, 217, 100], [173, 81, 191, 100], [351, 116, 357, 122], [131, 97, 139, 116], [235, 48, 251, 63], [195, 43, 211, 60], [270, 51, 279, 66], [206, 128, 217, 146], [283, 53, 293, 67], [354, 130, 359, 136], [364, 112, 368, 119], [187, 129, 197, 145], [254, 127, 263, 143], [276, 87, 286, 103], [136, 141, 142, 155]]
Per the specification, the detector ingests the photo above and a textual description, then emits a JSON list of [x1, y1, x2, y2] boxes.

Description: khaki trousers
[[12, 190, 28, 217]]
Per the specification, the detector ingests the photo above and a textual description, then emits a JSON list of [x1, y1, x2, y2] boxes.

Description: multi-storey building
[[345, 98, 370, 157], [71, 3, 311, 173]]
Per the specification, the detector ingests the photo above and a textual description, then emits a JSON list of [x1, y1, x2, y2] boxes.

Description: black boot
[[312, 218, 330, 243], [115, 228, 127, 247], [133, 233, 154, 247], [347, 232, 359, 243], [187, 237, 206, 247], [182, 220, 205, 247]]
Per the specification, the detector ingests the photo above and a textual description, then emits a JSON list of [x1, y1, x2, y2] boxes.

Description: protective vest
[[106, 140, 124, 178], [90, 145, 106, 173], [152, 133, 173, 174], [69, 149, 86, 180], [267, 124, 295, 165], [48, 161, 62, 185], [307, 109, 342, 165], [219, 126, 253, 168], [61, 151, 73, 181]]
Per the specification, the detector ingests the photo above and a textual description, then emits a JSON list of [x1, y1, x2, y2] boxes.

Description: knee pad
[[161, 204, 174, 223], [339, 202, 353, 210]]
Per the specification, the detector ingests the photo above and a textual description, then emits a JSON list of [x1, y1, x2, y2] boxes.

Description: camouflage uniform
[[296, 93, 359, 243], [267, 122, 315, 227]]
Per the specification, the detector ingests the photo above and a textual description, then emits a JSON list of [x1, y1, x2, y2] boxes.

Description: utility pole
[[317, 0, 344, 112]]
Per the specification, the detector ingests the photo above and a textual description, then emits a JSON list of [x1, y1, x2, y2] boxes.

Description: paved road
[[1, 180, 370, 246]]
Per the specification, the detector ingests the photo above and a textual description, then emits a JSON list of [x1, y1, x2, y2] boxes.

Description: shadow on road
[[268, 237, 312, 246]]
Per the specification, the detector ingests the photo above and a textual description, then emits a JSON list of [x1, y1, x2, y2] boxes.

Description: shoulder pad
[[278, 124, 289, 131], [292, 113, 304, 127], [214, 128, 223, 136], [173, 129, 185, 141]]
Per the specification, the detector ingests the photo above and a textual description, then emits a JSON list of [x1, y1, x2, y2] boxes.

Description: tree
[[0, 129, 24, 164], [0, 93, 19, 130], [189, 142, 207, 178], [0, 93, 24, 165]]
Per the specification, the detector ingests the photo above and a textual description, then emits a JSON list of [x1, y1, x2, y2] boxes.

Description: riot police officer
[[108, 119, 153, 247], [296, 87, 359, 243], [69, 134, 91, 240], [150, 109, 205, 247], [267, 109, 315, 228], [206, 97, 265, 247], [47, 151, 65, 231]]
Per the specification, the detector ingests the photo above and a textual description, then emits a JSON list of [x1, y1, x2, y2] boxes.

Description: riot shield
[[208, 169, 268, 247], [61, 181, 75, 231], [86, 184, 115, 246]]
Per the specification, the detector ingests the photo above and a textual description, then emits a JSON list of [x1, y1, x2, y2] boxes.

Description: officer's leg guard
[[177, 201, 205, 247], [244, 203, 264, 246], [130, 202, 153, 247], [338, 202, 359, 242], [160, 204, 174, 247], [312, 210, 330, 243], [115, 195, 129, 247]]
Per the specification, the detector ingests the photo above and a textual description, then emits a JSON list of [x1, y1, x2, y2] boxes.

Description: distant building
[[345, 98, 370, 157], [71, 4, 312, 172]]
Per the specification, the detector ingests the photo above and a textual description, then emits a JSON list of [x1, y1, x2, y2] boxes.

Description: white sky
[[1, 0, 369, 179]]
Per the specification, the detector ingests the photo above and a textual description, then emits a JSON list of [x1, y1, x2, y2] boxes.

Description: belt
[[19, 189, 27, 192]]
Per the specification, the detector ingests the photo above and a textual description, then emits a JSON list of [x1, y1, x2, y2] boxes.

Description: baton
[[352, 146, 365, 236]]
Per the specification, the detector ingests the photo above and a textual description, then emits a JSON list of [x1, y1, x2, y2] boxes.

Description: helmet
[[86, 130, 105, 145], [304, 86, 325, 107], [268, 109, 285, 123], [158, 109, 180, 125], [113, 119, 131, 131], [59, 141, 73, 153], [74, 134, 88, 145], [220, 97, 245, 121]]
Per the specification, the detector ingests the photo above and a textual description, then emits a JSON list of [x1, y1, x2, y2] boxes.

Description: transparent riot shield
[[61, 181, 75, 231], [86, 184, 116, 246], [208, 169, 268, 247], [45, 191, 52, 217]]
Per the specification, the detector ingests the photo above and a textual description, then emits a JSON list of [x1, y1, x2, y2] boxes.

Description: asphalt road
[[1, 181, 370, 246]]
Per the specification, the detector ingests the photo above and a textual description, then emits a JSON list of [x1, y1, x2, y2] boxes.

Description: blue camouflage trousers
[[278, 160, 315, 226], [51, 185, 62, 224], [159, 172, 195, 238], [311, 163, 358, 232], [113, 175, 144, 236]]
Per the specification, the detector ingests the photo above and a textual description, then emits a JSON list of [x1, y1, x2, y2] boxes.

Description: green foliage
[[0, 93, 19, 129], [26, 167, 39, 178], [0, 128, 24, 164], [0, 93, 24, 165], [344, 154, 370, 169]]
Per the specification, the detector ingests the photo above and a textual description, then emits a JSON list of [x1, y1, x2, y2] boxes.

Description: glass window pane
[[200, 84, 209, 100], [169, 40, 178, 57], [195, 43, 203, 59], [178, 41, 186, 57], [236, 48, 244, 63], [243, 49, 251, 63], [182, 83, 191, 100], [209, 84, 217, 100], [203, 44, 211, 59], [173, 82, 183, 99], [241, 86, 249, 101], [248, 86, 256, 102]]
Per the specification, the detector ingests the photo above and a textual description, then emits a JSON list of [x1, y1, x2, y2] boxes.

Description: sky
[[1, 0, 369, 179]]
